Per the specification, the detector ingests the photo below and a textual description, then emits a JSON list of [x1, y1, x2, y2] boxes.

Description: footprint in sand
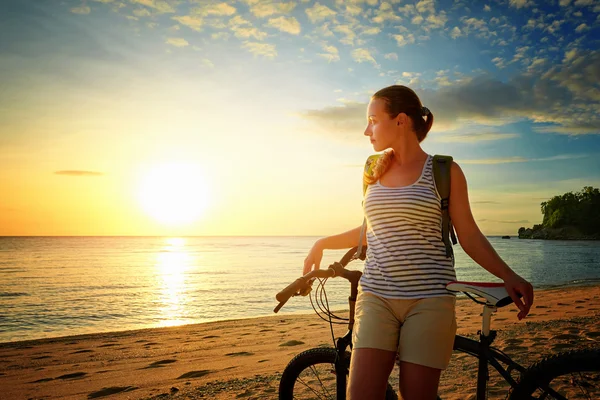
[[71, 350, 94, 354], [258, 359, 269, 363], [145, 359, 177, 369], [87, 386, 138, 399], [552, 334, 580, 340], [203, 335, 220, 339], [225, 352, 254, 356], [32, 355, 52, 359], [536, 305, 548, 309], [586, 331, 600, 339], [98, 344, 118, 348], [279, 340, 305, 347], [32, 378, 54, 383], [57, 372, 87, 380], [259, 329, 274, 333], [177, 370, 212, 379]]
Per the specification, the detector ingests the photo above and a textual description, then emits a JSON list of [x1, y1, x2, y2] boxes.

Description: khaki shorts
[[352, 289, 457, 370]]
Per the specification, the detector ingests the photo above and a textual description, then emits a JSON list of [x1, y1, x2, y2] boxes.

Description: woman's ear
[[396, 113, 407, 126]]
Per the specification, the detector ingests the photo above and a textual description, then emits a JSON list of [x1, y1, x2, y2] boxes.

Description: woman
[[303, 85, 534, 400]]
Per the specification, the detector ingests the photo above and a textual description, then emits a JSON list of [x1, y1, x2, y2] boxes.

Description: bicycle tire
[[279, 347, 398, 400], [508, 348, 600, 400]]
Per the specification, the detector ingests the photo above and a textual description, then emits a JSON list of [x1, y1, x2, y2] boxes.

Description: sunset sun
[[138, 163, 209, 226]]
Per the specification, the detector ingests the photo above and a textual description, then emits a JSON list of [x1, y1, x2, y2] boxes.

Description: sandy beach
[[2, 285, 599, 400]]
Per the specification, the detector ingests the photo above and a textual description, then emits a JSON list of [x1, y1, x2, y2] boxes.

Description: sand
[[1, 285, 600, 400]]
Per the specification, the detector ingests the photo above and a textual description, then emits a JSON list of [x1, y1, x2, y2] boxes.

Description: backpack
[[357, 154, 458, 258]]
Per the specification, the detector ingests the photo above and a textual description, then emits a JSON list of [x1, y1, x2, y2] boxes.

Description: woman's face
[[364, 98, 399, 152]]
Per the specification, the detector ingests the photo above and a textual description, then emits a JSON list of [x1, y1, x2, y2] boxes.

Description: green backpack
[[357, 154, 457, 258]]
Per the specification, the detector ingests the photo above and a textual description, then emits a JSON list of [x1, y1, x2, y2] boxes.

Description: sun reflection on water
[[156, 237, 191, 327]]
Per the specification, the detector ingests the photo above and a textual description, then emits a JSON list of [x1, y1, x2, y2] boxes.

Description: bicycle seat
[[446, 281, 514, 307]]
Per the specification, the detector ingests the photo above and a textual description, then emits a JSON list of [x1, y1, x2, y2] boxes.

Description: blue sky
[[0, 0, 599, 236]]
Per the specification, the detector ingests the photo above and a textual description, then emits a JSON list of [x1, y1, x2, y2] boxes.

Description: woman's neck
[[391, 137, 426, 166]]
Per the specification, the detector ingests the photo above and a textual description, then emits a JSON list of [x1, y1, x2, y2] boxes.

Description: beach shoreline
[[2, 284, 599, 399]]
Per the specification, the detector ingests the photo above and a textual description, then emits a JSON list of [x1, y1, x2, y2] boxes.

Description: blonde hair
[[363, 150, 395, 186]]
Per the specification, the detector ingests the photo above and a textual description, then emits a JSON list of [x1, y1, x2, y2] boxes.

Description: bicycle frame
[[454, 304, 529, 400]]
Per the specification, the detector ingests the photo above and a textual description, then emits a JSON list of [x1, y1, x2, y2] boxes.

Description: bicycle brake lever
[[297, 278, 314, 297]]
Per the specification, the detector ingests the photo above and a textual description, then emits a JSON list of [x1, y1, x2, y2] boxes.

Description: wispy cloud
[[458, 153, 591, 164], [166, 37, 189, 47], [305, 2, 336, 24], [435, 132, 519, 143], [318, 44, 340, 62], [249, 2, 297, 18], [131, 0, 175, 14], [242, 41, 277, 59], [351, 48, 377, 66], [267, 16, 301, 35], [55, 170, 104, 176], [70, 5, 91, 14]]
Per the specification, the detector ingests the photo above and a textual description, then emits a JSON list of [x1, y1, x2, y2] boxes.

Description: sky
[[0, 0, 599, 237]]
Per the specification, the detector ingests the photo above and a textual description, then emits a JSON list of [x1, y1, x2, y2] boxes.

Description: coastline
[[1, 284, 600, 399]]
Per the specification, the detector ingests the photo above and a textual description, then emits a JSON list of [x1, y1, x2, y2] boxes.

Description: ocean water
[[1, 236, 599, 343]]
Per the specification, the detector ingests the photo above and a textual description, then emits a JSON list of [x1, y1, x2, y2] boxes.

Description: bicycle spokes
[[294, 363, 338, 399], [534, 371, 600, 400]]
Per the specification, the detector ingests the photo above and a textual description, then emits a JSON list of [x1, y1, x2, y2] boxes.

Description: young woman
[[303, 85, 534, 400]]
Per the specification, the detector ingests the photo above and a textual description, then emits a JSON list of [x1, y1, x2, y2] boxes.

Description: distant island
[[518, 186, 600, 240]]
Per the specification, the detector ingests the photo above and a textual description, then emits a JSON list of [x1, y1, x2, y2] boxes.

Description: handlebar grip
[[276, 277, 306, 303]]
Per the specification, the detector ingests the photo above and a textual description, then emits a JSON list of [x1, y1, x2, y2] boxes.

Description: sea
[[1, 236, 599, 343]]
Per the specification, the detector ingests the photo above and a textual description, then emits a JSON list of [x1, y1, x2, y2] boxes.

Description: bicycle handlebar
[[274, 247, 363, 313]]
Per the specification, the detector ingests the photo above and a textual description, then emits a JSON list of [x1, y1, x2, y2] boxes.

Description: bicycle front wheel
[[279, 347, 398, 400], [508, 349, 600, 400]]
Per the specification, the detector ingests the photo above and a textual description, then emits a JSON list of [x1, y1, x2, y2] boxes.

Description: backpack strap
[[358, 154, 382, 259], [432, 155, 458, 257]]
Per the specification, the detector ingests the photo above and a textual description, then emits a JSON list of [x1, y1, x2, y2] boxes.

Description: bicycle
[[273, 246, 600, 400]]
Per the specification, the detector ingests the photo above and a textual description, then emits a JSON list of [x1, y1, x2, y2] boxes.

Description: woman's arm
[[448, 162, 534, 319], [303, 225, 365, 274]]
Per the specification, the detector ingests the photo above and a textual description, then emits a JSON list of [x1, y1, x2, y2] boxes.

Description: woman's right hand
[[303, 240, 324, 275]]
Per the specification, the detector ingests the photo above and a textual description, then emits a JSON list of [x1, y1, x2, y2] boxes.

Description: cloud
[[351, 48, 377, 66], [484, 5, 491, 11], [435, 132, 519, 143], [373, 2, 402, 24], [450, 26, 462, 39], [492, 57, 505, 69], [575, 23, 589, 32], [305, 2, 336, 24], [384, 52, 398, 60], [318, 44, 340, 62], [559, 0, 571, 5], [362, 27, 381, 35], [574, 0, 593, 5], [250, 2, 296, 17], [173, 15, 203, 31], [242, 42, 277, 59], [393, 34, 415, 47], [131, 0, 175, 13], [335, 24, 357, 45], [230, 16, 267, 40], [133, 8, 152, 17], [71, 5, 91, 14], [199, 2, 236, 17], [509, 0, 534, 8], [298, 50, 600, 140], [166, 37, 189, 47], [267, 16, 301, 34], [55, 170, 104, 176], [458, 153, 590, 164]]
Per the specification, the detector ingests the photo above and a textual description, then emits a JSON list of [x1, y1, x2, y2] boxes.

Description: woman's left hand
[[504, 273, 534, 320]]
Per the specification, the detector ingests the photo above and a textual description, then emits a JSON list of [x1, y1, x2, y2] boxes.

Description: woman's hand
[[303, 240, 324, 275], [504, 273, 534, 320]]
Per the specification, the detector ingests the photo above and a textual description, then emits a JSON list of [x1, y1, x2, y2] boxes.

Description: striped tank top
[[360, 154, 457, 299]]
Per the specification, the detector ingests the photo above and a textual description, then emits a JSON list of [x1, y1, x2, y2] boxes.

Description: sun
[[138, 162, 210, 226]]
